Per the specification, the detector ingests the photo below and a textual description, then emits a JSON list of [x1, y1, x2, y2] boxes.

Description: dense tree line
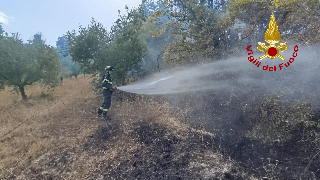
[[66, 7, 147, 85], [1, 0, 320, 97], [64, 0, 320, 84], [140, 0, 320, 64]]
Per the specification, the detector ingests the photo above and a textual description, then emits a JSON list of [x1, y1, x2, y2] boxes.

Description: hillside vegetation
[[1, 0, 320, 179], [0, 77, 257, 179]]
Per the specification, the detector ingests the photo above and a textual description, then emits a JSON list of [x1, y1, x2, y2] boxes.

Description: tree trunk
[[157, 51, 164, 72], [19, 85, 27, 100]]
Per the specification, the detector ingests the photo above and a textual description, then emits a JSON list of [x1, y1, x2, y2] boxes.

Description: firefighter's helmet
[[105, 66, 114, 71]]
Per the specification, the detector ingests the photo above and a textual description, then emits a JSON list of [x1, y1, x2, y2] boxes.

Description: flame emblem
[[257, 13, 287, 60]]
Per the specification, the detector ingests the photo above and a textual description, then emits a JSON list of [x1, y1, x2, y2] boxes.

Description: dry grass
[[0, 87, 18, 107], [0, 77, 94, 134], [0, 76, 95, 171], [0, 77, 257, 180], [0, 77, 93, 107]]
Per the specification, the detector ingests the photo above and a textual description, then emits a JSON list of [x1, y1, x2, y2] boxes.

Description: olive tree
[[0, 32, 61, 100]]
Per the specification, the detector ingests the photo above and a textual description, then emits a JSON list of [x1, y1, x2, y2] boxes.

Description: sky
[[0, 0, 142, 47]]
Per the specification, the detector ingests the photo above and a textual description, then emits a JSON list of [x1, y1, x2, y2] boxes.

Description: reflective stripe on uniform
[[100, 107, 103, 110], [102, 79, 112, 84], [103, 109, 108, 112], [103, 87, 113, 90]]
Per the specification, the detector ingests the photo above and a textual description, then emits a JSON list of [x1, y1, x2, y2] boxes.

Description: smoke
[[118, 44, 319, 101]]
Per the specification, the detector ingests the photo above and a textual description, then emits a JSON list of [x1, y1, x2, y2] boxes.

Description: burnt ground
[[150, 89, 320, 180]]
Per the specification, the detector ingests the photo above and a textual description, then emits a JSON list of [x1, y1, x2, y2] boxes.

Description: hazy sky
[[0, 0, 142, 46]]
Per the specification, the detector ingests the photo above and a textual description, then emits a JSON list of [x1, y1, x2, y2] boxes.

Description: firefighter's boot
[[98, 108, 103, 117]]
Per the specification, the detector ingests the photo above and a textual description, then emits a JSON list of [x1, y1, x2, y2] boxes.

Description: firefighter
[[98, 66, 117, 120]]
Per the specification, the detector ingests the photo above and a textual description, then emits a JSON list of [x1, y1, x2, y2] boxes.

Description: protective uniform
[[98, 66, 115, 120]]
